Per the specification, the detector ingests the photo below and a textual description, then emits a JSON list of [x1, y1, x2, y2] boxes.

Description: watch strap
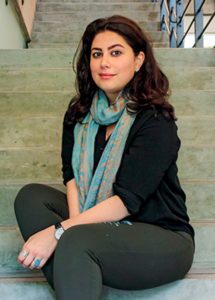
[[55, 222, 64, 230]]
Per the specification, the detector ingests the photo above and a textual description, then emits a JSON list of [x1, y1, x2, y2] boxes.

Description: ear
[[135, 51, 145, 72]]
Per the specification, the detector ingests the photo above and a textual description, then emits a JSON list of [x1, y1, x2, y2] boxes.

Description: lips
[[99, 73, 116, 79]]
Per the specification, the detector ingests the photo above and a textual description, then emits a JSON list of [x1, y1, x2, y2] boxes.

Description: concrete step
[[0, 277, 215, 300], [29, 41, 170, 48], [34, 11, 160, 23], [178, 146, 215, 181], [0, 280, 55, 300], [39, 0, 153, 2], [0, 117, 62, 149], [177, 116, 215, 147], [36, 2, 159, 13], [170, 90, 215, 116], [0, 92, 71, 117], [31, 30, 168, 44], [0, 149, 62, 183], [0, 91, 214, 117], [0, 182, 214, 226], [0, 116, 214, 148], [0, 223, 213, 276], [157, 48, 215, 67], [0, 146, 214, 183], [0, 67, 214, 92], [184, 181, 215, 222], [0, 49, 214, 69], [32, 20, 161, 33]]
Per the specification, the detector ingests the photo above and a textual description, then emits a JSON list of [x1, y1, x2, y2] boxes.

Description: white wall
[[0, 1, 26, 49], [184, 16, 215, 48]]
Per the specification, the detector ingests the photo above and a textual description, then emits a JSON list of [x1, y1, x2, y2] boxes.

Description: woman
[[14, 15, 195, 300]]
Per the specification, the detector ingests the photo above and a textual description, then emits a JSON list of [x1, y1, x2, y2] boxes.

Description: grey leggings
[[14, 183, 194, 300]]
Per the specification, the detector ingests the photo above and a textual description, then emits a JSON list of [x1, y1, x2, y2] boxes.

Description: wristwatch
[[54, 222, 65, 240]]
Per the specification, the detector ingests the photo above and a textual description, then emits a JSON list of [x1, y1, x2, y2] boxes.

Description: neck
[[106, 91, 122, 105]]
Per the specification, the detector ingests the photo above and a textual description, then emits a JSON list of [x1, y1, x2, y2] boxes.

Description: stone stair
[[0, 0, 215, 298], [29, 0, 169, 48]]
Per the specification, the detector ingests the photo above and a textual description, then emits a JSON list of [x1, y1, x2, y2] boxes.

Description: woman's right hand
[[18, 226, 57, 270]]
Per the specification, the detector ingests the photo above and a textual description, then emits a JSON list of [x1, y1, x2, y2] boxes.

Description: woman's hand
[[18, 225, 57, 270]]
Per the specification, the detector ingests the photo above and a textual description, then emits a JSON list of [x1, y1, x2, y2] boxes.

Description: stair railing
[[155, 0, 215, 47]]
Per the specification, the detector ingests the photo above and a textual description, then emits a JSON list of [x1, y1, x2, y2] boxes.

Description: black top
[[61, 107, 194, 239]]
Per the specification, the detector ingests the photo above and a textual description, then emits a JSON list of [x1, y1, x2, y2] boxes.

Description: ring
[[33, 258, 41, 268], [21, 250, 29, 258]]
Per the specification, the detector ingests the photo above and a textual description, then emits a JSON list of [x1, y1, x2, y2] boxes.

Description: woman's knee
[[14, 183, 40, 212], [15, 183, 58, 208]]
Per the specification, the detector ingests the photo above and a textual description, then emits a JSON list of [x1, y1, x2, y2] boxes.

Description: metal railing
[[156, 0, 215, 47]]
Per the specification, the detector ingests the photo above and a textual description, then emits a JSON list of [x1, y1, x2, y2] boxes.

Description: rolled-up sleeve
[[113, 114, 180, 215], [61, 116, 75, 186]]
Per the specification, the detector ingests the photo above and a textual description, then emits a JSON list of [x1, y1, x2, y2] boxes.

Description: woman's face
[[90, 30, 145, 103]]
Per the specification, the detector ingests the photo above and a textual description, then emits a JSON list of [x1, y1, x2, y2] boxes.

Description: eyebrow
[[91, 44, 125, 51]]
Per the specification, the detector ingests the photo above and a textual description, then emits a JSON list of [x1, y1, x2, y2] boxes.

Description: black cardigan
[[61, 107, 194, 239]]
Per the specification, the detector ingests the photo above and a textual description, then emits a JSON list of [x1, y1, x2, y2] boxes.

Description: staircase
[[29, 0, 169, 48], [0, 0, 215, 299]]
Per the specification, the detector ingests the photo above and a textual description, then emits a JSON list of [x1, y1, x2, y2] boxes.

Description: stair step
[[0, 277, 215, 300], [0, 224, 213, 276], [32, 20, 161, 33], [184, 181, 215, 221], [178, 146, 214, 180], [0, 68, 74, 92], [0, 182, 214, 226], [31, 31, 168, 44], [0, 149, 61, 183], [29, 41, 170, 48], [0, 280, 55, 300], [170, 90, 215, 116], [0, 67, 214, 91], [0, 49, 214, 69], [156, 48, 215, 67], [0, 117, 63, 149], [36, 2, 159, 13], [40, 0, 153, 2], [0, 116, 214, 148], [0, 91, 214, 117], [177, 116, 215, 147], [34, 11, 160, 23], [0, 146, 214, 182], [0, 92, 71, 116]]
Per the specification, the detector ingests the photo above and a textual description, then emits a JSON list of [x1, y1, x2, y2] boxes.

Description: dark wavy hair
[[65, 15, 176, 124]]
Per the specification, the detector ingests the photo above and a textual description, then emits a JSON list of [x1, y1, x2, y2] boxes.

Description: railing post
[[169, 0, 177, 47], [160, 0, 168, 31], [177, 0, 184, 47], [194, 0, 204, 47]]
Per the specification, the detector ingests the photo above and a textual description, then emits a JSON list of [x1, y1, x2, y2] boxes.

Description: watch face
[[55, 228, 64, 240]]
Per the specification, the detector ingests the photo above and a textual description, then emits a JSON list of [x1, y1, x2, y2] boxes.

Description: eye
[[111, 50, 122, 57], [91, 51, 102, 58]]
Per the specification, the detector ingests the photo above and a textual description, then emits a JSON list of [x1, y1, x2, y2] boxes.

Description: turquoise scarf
[[72, 90, 136, 212]]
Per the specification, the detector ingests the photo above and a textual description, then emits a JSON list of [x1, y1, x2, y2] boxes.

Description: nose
[[100, 53, 110, 68]]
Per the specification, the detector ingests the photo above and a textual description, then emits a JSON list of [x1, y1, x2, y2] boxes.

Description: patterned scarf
[[72, 90, 136, 212]]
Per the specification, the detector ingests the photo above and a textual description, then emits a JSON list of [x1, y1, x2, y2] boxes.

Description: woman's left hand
[[18, 225, 57, 270]]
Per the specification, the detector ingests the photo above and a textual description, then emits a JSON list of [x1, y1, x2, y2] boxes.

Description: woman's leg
[[53, 222, 194, 300], [14, 183, 69, 288]]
